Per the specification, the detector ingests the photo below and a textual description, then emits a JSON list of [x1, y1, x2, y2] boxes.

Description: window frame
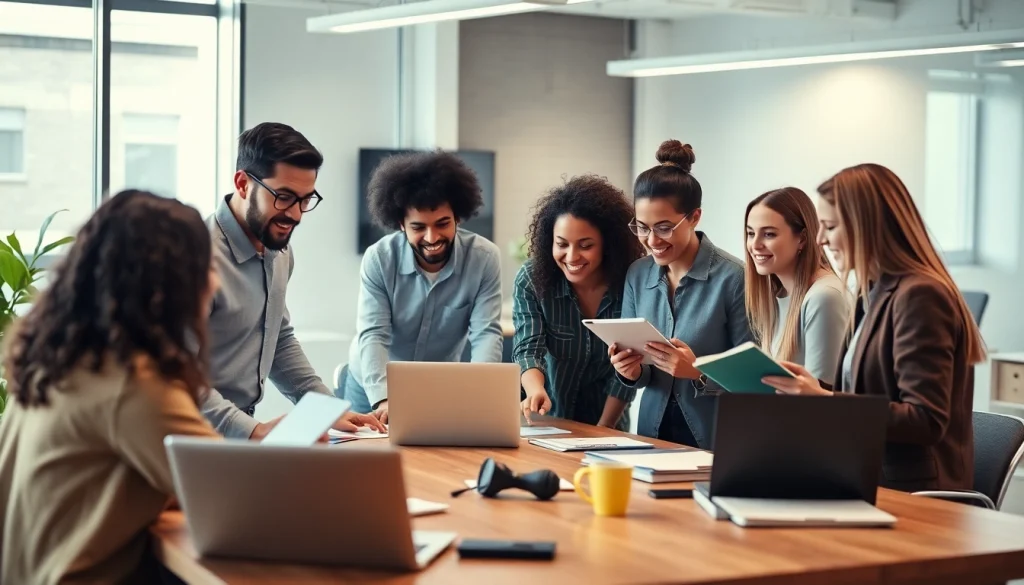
[[0, 107, 27, 182], [1, 0, 241, 258], [925, 73, 983, 266]]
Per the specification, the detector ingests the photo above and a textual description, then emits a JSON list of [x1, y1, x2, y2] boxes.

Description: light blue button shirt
[[347, 228, 504, 407]]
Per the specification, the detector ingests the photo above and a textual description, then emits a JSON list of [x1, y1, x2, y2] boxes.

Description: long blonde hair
[[817, 163, 985, 364], [744, 187, 836, 362]]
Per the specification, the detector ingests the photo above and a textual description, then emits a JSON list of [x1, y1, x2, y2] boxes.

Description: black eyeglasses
[[245, 172, 323, 212]]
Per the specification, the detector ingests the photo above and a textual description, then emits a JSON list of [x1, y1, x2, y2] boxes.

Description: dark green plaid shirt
[[511, 262, 634, 431]]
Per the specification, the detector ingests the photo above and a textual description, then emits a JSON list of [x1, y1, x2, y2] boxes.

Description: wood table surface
[[152, 417, 1024, 585]]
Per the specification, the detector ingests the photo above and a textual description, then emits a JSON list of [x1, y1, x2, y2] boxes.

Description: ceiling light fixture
[[307, 0, 590, 34], [606, 28, 1024, 78], [975, 48, 1024, 68]]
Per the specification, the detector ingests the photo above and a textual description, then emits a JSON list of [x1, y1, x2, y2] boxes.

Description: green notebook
[[692, 342, 795, 394]]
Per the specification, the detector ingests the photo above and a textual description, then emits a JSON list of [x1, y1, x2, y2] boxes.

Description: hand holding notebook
[[761, 360, 833, 397], [692, 342, 795, 394]]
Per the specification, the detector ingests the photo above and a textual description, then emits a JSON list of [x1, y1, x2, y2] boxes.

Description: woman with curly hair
[[513, 175, 645, 430], [0, 191, 221, 584]]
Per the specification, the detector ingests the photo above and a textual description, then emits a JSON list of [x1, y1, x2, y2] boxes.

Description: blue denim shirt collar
[[645, 231, 714, 289], [398, 230, 464, 282]]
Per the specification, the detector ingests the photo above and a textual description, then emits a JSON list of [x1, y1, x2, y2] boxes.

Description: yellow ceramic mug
[[573, 462, 633, 516]]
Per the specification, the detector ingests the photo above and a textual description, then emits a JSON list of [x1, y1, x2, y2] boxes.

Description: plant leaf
[[0, 240, 12, 256], [14, 285, 38, 305], [33, 209, 66, 259], [0, 310, 12, 337], [37, 236, 74, 258], [0, 249, 28, 291], [6, 234, 25, 265]]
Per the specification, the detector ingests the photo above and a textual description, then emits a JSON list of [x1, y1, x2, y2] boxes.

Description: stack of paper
[[582, 448, 713, 483], [528, 437, 654, 452]]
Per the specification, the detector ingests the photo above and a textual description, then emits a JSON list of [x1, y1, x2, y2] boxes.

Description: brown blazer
[[832, 273, 974, 493]]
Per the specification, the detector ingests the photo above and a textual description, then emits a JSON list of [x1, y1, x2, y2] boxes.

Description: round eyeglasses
[[628, 214, 690, 239]]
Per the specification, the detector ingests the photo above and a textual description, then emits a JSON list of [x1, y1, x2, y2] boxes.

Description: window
[[109, 10, 218, 216], [0, 0, 235, 252], [923, 75, 981, 265], [0, 108, 25, 177], [0, 2, 94, 241], [122, 113, 180, 198]]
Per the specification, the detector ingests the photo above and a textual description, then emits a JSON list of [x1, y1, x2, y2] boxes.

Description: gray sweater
[[771, 274, 851, 382]]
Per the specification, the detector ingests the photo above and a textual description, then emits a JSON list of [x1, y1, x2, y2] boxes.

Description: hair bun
[[655, 140, 695, 172]]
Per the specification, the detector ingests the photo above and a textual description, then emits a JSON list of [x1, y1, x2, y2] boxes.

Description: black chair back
[[961, 290, 989, 325], [973, 411, 1024, 510]]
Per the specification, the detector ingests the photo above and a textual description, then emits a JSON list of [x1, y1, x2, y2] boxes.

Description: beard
[[411, 238, 452, 266], [246, 202, 297, 251]]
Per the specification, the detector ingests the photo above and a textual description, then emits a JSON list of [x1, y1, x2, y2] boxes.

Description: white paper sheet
[[519, 426, 571, 437], [328, 425, 389, 440], [407, 497, 449, 516], [261, 394, 350, 447]]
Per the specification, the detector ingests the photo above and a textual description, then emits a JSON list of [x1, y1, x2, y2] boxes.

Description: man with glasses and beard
[[343, 150, 503, 423], [201, 122, 385, 439]]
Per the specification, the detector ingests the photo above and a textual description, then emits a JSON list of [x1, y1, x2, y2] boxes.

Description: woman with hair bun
[[609, 140, 752, 448]]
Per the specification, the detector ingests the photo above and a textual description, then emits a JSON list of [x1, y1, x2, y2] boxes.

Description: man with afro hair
[[342, 150, 503, 422]]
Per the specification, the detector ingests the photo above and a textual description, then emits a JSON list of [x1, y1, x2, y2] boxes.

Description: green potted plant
[[0, 210, 75, 415], [507, 236, 528, 264]]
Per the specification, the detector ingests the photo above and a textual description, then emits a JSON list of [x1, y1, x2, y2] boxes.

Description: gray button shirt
[[620, 232, 753, 448], [200, 195, 330, 438]]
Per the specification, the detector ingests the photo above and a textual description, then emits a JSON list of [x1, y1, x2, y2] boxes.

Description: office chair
[[332, 364, 347, 399], [913, 411, 1024, 510], [961, 290, 989, 326]]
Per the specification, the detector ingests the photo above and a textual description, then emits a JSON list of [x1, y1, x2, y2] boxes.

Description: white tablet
[[582, 318, 673, 365]]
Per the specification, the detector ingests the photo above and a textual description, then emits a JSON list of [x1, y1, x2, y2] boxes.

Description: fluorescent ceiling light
[[976, 48, 1024, 68], [607, 29, 1024, 78], [308, 0, 589, 34]]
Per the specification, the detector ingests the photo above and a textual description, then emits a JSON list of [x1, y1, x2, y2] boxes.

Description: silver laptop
[[164, 436, 456, 570], [387, 362, 520, 448]]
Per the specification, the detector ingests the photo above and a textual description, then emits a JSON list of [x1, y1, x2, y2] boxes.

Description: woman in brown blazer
[[764, 163, 985, 493]]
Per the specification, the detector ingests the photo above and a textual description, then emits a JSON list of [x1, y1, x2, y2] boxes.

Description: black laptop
[[695, 393, 896, 527]]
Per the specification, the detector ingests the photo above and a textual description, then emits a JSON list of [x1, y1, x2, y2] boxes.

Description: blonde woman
[[744, 187, 849, 381], [764, 164, 984, 493]]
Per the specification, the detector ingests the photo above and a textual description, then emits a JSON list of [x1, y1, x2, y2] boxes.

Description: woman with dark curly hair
[[344, 150, 503, 422], [0, 191, 221, 584], [513, 175, 645, 430]]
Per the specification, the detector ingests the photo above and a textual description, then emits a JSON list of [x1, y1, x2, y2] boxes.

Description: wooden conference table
[[153, 417, 1024, 585]]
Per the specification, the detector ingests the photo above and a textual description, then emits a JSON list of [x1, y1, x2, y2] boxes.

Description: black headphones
[[451, 458, 561, 501]]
